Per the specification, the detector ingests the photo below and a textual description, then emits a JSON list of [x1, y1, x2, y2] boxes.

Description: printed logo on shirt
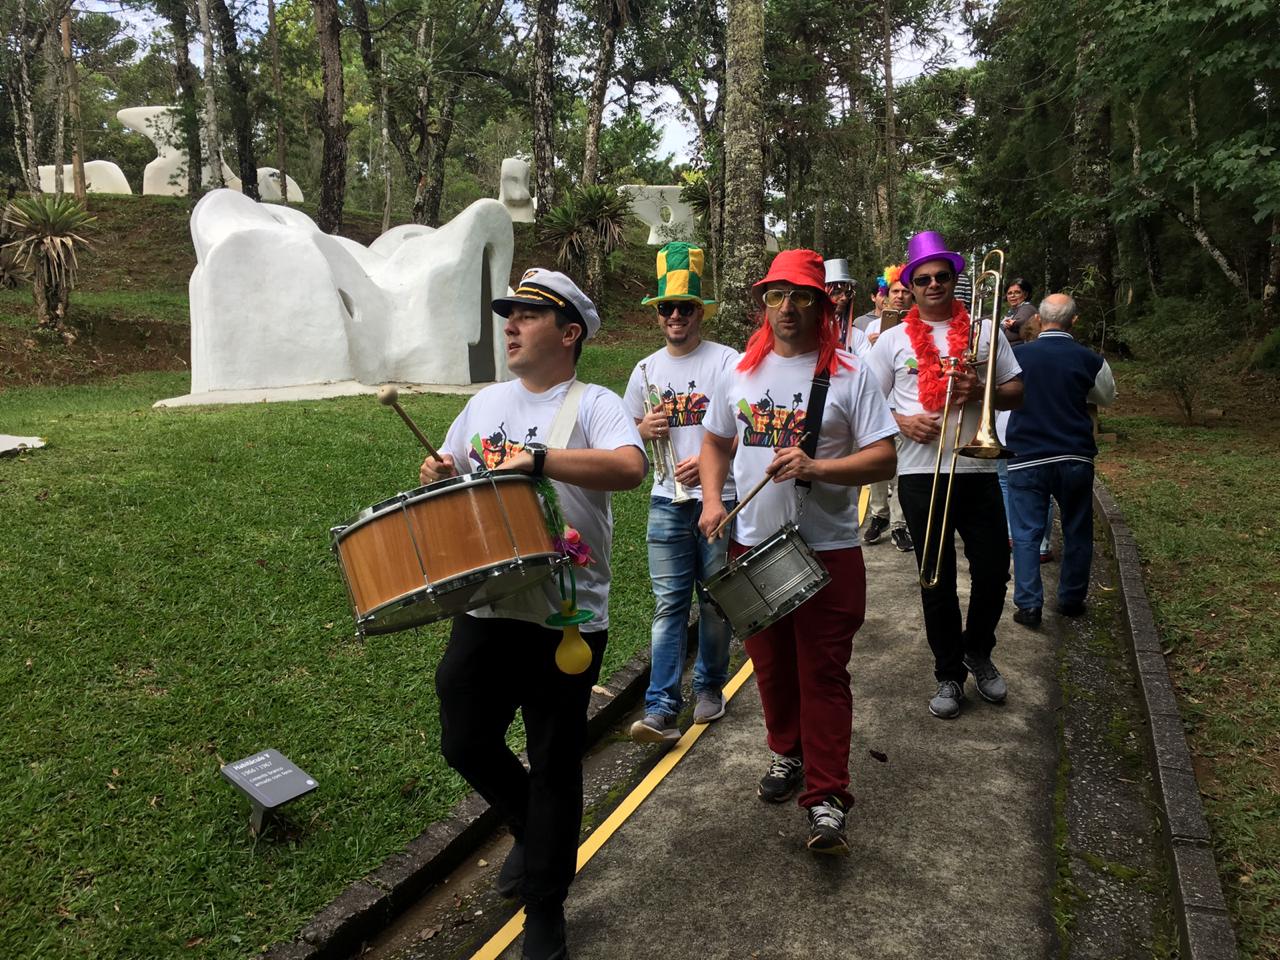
[[734, 390, 807, 448], [469, 422, 539, 469], [905, 357, 919, 376], [651, 379, 710, 428]]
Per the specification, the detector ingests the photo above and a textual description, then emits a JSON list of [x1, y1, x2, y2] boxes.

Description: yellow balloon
[[553, 601, 592, 675]]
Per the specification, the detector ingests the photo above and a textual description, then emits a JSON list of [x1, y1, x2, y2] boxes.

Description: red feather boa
[[904, 302, 971, 412]]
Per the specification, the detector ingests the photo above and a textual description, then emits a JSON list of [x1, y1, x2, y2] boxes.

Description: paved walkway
[[500, 537, 1061, 959]]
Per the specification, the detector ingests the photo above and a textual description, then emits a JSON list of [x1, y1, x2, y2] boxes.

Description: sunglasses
[[762, 288, 817, 308], [656, 302, 699, 318], [911, 271, 955, 288]]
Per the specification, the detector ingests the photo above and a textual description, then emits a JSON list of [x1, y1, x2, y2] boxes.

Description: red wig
[[739, 249, 853, 376]]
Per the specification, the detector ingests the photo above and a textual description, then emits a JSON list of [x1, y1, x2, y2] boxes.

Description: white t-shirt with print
[[622, 340, 739, 501], [865, 317, 1021, 476], [703, 349, 898, 550], [439, 377, 643, 630]]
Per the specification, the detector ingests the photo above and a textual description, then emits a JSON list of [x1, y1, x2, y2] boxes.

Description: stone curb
[[1092, 480, 1239, 960], [264, 652, 651, 960]]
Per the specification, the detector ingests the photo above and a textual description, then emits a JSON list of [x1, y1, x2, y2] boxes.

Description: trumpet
[[917, 249, 1012, 590], [640, 362, 693, 503]]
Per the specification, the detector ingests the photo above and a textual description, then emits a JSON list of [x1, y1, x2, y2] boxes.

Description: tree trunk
[[268, 0, 287, 201], [419, 80, 461, 227], [719, 0, 766, 345], [1068, 31, 1115, 328], [1262, 214, 1279, 329], [313, 0, 346, 232], [60, 13, 86, 201], [207, 0, 258, 199], [52, 38, 65, 198], [196, 0, 224, 188], [380, 50, 392, 233], [882, 0, 896, 249], [531, 0, 558, 214], [12, 0, 40, 191], [158, 0, 203, 197], [582, 7, 620, 185]]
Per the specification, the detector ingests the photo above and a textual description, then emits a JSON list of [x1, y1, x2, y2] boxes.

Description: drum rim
[[701, 522, 804, 587], [334, 469, 539, 540], [356, 551, 562, 632]]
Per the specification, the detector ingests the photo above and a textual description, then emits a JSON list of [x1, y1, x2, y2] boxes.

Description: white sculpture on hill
[[498, 157, 535, 222], [37, 160, 132, 195], [166, 190, 513, 405], [620, 185, 697, 244], [115, 106, 304, 201]]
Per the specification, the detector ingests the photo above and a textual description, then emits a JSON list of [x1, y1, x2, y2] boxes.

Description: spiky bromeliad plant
[[539, 185, 632, 305], [2, 195, 96, 343]]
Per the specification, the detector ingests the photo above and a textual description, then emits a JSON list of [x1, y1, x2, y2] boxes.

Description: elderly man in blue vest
[[1006, 294, 1116, 626]]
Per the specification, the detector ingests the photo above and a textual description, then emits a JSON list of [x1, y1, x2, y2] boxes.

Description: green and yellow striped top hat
[[640, 242, 718, 317]]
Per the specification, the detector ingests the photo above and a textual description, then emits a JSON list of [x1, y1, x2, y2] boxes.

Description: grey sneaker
[[964, 654, 1008, 703], [806, 796, 849, 855], [890, 526, 913, 552], [693, 690, 726, 724], [629, 713, 679, 744], [929, 680, 965, 719], [758, 752, 804, 802]]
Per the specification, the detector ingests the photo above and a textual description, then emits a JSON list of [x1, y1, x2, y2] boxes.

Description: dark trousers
[[731, 543, 866, 810], [436, 615, 606, 908], [896, 472, 1010, 684], [1007, 460, 1096, 609]]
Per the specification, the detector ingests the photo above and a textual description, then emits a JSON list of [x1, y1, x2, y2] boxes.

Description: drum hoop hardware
[[398, 498, 436, 592], [329, 524, 367, 639], [486, 470, 525, 566]]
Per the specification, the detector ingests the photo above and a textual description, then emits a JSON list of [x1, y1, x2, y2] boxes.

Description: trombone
[[640, 362, 693, 504], [917, 249, 1013, 589]]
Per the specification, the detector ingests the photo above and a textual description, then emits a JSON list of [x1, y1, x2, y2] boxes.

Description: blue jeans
[[644, 496, 734, 717], [1007, 461, 1096, 611], [997, 459, 1052, 553]]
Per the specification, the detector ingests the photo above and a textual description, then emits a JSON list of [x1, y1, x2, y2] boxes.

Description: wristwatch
[[524, 442, 548, 478]]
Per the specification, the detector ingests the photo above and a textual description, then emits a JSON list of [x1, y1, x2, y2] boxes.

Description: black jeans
[[896, 472, 1010, 684], [436, 615, 606, 908]]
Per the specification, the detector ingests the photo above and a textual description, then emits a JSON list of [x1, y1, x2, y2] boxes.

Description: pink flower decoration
[[554, 525, 593, 566]]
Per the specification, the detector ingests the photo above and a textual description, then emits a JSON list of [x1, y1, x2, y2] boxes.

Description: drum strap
[[796, 370, 832, 491], [548, 379, 588, 449]]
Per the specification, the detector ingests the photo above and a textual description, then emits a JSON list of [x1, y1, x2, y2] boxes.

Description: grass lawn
[[0, 337, 656, 957], [1097, 364, 1280, 958]]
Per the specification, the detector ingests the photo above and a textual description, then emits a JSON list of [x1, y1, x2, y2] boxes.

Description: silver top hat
[[823, 258, 854, 285]]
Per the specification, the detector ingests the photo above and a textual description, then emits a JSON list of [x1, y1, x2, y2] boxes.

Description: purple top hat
[[902, 231, 966, 286]]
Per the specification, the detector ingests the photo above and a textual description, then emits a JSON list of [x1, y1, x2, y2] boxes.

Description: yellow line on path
[[468, 657, 757, 960]]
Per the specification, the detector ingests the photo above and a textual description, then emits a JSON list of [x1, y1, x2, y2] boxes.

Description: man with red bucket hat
[[698, 248, 898, 854]]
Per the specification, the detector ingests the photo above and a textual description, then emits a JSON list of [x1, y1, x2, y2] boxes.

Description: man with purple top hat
[[866, 232, 1024, 720], [418, 267, 646, 960]]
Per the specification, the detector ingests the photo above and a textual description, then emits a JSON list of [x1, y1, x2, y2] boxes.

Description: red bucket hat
[[751, 249, 831, 305]]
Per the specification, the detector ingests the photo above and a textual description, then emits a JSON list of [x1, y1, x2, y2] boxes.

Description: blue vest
[[1007, 332, 1104, 469]]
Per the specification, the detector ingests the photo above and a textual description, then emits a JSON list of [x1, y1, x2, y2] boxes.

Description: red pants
[[731, 542, 866, 809]]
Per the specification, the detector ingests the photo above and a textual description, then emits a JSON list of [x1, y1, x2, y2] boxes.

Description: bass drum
[[331, 472, 562, 636], [700, 524, 830, 639]]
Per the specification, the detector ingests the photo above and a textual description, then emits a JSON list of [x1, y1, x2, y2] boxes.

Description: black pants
[[436, 615, 606, 908], [896, 472, 1010, 684]]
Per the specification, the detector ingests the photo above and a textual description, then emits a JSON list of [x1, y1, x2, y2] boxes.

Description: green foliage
[[1249, 326, 1280, 375], [1120, 297, 1234, 423], [538, 185, 633, 271], [2, 196, 96, 340]]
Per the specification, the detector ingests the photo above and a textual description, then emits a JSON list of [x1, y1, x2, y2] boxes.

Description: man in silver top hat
[[823, 258, 870, 359]]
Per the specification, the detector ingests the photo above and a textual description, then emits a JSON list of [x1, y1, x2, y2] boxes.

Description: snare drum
[[331, 472, 562, 636], [701, 524, 831, 639]]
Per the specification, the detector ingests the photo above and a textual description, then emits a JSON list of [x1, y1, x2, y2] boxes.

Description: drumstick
[[377, 385, 443, 462], [710, 432, 811, 541]]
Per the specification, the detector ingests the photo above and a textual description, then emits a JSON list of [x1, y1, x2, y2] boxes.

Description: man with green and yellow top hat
[[623, 242, 739, 743]]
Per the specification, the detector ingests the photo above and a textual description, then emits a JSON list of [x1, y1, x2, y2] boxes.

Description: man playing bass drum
[[698, 249, 897, 855]]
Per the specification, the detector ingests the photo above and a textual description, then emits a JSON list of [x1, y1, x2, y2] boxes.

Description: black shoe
[[890, 526, 913, 552], [1013, 606, 1042, 628], [494, 839, 525, 899], [806, 796, 849, 855], [758, 752, 804, 803], [1058, 599, 1087, 617], [863, 515, 890, 544], [522, 902, 568, 960]]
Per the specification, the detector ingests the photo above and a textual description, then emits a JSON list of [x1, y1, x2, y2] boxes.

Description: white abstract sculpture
[[498, 158, 535, 223], [114, 106, 304, 201], [765, 229, 780, 253], [162, 190, 514, 406], [37, 160, 132, 195], [620, 185, 698, 245]]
